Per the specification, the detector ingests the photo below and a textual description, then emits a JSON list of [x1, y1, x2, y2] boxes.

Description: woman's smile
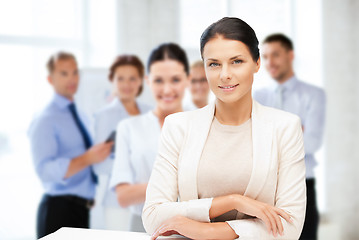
[[159, 95, 177, 103], [218, 83, 239, 92]]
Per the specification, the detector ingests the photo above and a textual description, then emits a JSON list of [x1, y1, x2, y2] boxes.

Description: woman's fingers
[[151, 229, 160, 240], [258, 211, 272, 235], [237, 195, 294, 237], [258, 205, 288, 237], [263, 208, 278, 236], [271, 209, 284, 236], [161, 230, 178, 236], [152, 224, 178, 239], [151, 224, 166, 240], [159, 226, 172, 235], [275, 208, 293, 223]]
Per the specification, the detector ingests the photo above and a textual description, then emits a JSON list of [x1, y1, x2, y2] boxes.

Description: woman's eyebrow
[[151, 75, 162, 79], [206, 58, 219, 62], [229, 55, 244, 60]]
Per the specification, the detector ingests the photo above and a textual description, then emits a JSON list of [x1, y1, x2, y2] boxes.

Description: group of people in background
[[29, 17, 325, 240]]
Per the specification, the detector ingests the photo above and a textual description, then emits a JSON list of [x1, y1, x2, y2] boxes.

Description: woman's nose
[[220, 65, 232, 82], [163, 82, 173, 94]]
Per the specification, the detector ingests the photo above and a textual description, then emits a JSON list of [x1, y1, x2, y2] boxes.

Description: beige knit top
[[197, 117, 253, 222]]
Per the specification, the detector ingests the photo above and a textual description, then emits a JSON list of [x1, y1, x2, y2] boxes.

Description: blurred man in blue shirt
[[28, 52, 113, 238], [254, 34, 326, 240]]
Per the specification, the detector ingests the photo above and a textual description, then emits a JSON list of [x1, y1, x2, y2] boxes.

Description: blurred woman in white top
[[109, 43, 189, 232], [183, 60, 210, 111], [93, 55, 151, 230]]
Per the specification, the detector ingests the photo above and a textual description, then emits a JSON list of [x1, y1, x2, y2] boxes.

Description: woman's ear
[[254, 57, 261, 73]]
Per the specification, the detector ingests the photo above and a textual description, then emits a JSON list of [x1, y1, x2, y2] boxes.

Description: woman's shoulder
[[94, 99, 124, 118], [119, 111, 154, 128]]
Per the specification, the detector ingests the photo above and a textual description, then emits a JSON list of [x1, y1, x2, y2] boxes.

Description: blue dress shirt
[[254, 76, 326, 178], [28, 93, 95, 199]]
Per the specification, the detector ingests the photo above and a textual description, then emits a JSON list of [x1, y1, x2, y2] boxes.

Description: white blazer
[[142, 100, 306, 239]]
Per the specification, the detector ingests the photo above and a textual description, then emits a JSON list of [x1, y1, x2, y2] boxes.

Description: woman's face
[[112, 65, 142, 101], [147, 59, 188, 113], [189, 66, 210, 103], [202, 37, 260, 104]]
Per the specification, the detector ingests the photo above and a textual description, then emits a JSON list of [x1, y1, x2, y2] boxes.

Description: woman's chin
[[158, 103, 181, 113], [217, 95, 241, 104], [119, 93, 136, 100]]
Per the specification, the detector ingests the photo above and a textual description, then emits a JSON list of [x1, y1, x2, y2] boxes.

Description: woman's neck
[[120, 98, 139, 116], [215, 92, 252, 126], [153, 106, 183, 128], [193, 98, 208, 109]]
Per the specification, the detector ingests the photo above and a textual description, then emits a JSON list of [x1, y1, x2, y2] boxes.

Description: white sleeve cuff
[[185, 198, 213, 222], [108, 171, 133, 191], [226, 218, 268, 239], [226, 219, 254, 239]]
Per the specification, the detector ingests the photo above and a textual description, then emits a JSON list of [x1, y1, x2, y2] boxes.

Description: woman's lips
[[218, 83, 239, 92], [160, 96, 177, 103]]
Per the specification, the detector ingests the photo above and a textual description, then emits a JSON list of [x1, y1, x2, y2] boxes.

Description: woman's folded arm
[[143, 114, 306, 239]]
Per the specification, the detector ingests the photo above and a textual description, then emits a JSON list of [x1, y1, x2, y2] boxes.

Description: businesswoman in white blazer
[[93, 55, 151, 230], [143, 17, 306, 240], [109, 43, 190, 232]]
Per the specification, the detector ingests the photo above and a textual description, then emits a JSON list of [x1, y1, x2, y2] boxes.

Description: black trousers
[[36, 194, 90, 239], [300, 179, 319, 240]]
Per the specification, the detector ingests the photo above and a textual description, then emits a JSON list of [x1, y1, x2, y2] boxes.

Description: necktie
[[68, 103, 92, 149], [68, 103, 97, 184], [273, 85, 285, 110]]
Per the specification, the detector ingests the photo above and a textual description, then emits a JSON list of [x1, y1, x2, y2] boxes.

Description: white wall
[[114, 0, 181, 106], [322, 0, 359, 238]]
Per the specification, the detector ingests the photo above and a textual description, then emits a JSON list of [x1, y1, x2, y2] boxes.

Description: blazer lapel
[[243, 100, 273, 199], [179, 102, 215, 201], [179, 100, 273, 201]]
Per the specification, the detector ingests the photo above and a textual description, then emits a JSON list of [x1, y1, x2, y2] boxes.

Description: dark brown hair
[[200, 17, 260, 61], [46, 51, 77, 74], [263, 33, 293, 51], [108, 55, 145, 96], [147, 43, 189, 75]]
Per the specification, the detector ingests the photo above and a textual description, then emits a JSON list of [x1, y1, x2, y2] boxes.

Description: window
[[0, 1, 116, 239]]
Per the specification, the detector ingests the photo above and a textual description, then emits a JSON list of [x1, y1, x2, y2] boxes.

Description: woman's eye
[[117, 77, 123, 81], [130, 77, 137, 81], [172, 77, 180, 83], [209, 62, 219, 67], [154, 78, 162, 84], [233, 59, 243, 64]]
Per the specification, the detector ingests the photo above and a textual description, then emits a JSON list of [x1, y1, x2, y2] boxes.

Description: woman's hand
[[151, 216, 238, 240], [233, 194, 293, 237], [150, 215, 206, 240]]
